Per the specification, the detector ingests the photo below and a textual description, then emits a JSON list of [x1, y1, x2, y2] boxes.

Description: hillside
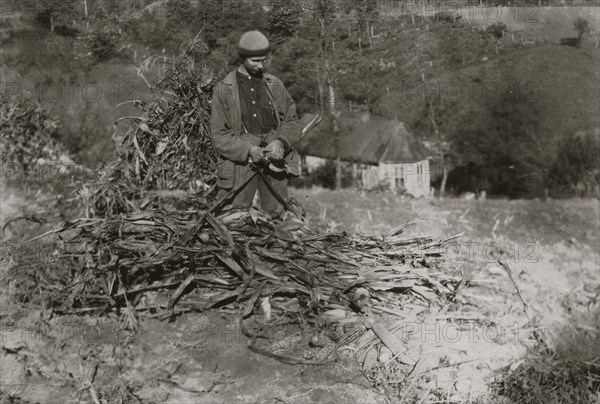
[[377, 42, 599, 143], [334, 13, 600, 136], [1, 2, 598, 196]]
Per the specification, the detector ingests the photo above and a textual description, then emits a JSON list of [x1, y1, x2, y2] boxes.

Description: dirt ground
[[1, 183, 599, 403], [292, 187, 600, 400]]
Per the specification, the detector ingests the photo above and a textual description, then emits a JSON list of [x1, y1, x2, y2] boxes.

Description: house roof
[[296, 111, 427, 164]]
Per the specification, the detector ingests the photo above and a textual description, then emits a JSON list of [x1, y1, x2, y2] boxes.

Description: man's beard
[[248, 68, 264, 78]]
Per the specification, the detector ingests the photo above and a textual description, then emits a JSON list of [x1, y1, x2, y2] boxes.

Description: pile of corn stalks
[[14, 208, 460, 321]]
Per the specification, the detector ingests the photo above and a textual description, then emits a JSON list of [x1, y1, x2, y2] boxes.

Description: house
[[296, 111, 432, 198]]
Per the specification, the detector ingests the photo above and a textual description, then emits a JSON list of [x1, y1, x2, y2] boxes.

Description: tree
[[195, 0, 268, 49], [268, 0, 303, 40], [340, 57, 383, 109], [270, 36, 320, 115], [24, 0, 78, 31], [283, 0, 375, 189], [311, 0, 343, 188], [427, 101, 451, 196], [166, 0, 194, 29], [448, 85, 546, 197], [353, 0, 377, 36], [574, 17, 590, 40], [548, 128, 600, 197]]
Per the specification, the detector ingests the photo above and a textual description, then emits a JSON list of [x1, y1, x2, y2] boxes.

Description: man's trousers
[[217, 163, 289, 216]]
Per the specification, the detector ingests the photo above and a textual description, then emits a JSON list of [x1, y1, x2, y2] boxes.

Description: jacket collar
[[222, 65, 274, 86]]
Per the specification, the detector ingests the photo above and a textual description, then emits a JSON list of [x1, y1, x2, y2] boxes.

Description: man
[[210, 30, 302, 215]]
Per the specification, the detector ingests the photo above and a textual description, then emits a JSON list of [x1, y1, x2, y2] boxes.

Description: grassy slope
[[455, 44, 600, 136], [366, 17, 599, 139], [2, 27, 161, 165]]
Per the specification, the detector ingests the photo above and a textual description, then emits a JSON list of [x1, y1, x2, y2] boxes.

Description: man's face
[[243, 55, 269, 76]]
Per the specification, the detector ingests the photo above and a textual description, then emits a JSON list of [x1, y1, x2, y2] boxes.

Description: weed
[[493, 303, 600, 403]]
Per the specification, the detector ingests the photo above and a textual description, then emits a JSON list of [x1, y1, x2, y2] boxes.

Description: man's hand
[[249, 146, 266, 163], [264, 140, 285, 160]]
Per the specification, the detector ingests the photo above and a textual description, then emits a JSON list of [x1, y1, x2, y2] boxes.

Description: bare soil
[[2, 184, 599, 403]]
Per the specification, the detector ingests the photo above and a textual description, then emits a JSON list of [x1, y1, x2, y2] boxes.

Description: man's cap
[[238, 31, 270, 57]]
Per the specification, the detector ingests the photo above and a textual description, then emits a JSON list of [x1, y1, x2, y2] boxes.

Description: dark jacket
[[210, 66, 301, 188]]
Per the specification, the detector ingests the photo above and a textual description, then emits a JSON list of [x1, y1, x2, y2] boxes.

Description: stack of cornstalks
[[89, 38, 224, 216]]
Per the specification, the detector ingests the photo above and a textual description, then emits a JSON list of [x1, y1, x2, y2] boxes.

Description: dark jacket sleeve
[[210, 83, 253, 163], [273, 82, 301, 150]]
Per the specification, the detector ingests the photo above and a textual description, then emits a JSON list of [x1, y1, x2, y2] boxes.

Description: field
[[2, 179, 598, 403]]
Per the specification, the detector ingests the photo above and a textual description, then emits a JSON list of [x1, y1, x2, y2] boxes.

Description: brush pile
[[4, 38, 462, 367]]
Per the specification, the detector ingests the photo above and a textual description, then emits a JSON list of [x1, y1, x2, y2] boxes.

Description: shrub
[[123, 10, 175, 50], [0, 21, 12, 45], [166, 0, 195, 28], [429, 12, 461, 23], [486, 22, 507, 39], [574, 17, 590, 39], [33, 9, 53, 30], [495, 354, 600, 404], [548, 128, 600, 197], [86, 31, 119, 62], [54, 24, 80, 37], [0, 100, 65, 174], [493, 301, 600, 404]]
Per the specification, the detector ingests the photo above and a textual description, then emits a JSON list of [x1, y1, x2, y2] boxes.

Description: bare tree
[[313, 0, 343, 189], [428, 101, 450, 196]]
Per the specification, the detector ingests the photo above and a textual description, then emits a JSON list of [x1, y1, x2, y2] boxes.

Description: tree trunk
[[336, 154, 342, 190], [317, 13, 341, 189], [325, 59, 341, 190], [440, 165, 448, 196], [429, 102, 447, 198], [326, 60, 336, 115], [316, 63, 324, 113], [83, 0, 89, 20]]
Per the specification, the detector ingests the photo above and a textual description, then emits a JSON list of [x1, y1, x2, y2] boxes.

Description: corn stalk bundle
[[91, 38, 227, 216]]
